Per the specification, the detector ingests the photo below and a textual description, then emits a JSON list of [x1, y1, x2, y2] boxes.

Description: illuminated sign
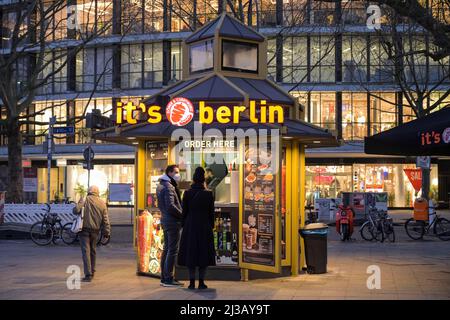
[[116, 98, 284, 126]]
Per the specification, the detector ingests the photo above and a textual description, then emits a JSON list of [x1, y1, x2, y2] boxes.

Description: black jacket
[[178, 183, 216, 268], [156, 174, 182, 226]]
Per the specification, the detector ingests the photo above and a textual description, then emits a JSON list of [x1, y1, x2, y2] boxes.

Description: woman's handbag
[[71, 206, 84, 233]]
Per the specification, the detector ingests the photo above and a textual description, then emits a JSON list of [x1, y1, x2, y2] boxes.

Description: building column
[[336, 92, 343, 140], [275, 35, 283, 83], [163, 40, 172, 85], [276, 0, 283, 26], [113, 0, 121, 35]]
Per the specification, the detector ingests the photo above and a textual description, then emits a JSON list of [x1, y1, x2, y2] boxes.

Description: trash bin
[[299, 223, 328, 274]]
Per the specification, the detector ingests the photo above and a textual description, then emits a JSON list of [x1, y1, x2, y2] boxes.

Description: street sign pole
[[47, 116, 56, 203]]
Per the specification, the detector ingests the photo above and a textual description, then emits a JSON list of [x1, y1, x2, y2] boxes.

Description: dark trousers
[[79, 229, 99, 277], [189, 267, 207, 281], [160, 224, 181, 282]]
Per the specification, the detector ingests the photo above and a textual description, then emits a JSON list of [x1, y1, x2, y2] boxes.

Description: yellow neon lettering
[[233, 106, 246, 124], [147, 106, 162, 124], [260, 100, 267, 123], [116, 101, 123, 124], [125, 102, 137, 124], [216, 106, 231, 123], [199, 101, 213, 124], [249, 100, 258, 123], [269, 105, 284, 123]]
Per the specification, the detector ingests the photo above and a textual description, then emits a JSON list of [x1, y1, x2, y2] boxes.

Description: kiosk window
[[222, 40, 258, 73], [190, 40, 214, 73]]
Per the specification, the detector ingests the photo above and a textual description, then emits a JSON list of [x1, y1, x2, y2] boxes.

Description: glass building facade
[[1, 0, 449, 205]]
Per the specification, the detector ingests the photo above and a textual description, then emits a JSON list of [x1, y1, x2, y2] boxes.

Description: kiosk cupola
[[183, 12, 267, 80]]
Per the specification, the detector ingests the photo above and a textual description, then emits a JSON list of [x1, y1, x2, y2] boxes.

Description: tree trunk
[[6, 117, 24, 203]]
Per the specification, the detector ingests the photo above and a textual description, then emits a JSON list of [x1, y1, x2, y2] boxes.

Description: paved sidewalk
[[1, 224, 449, 300]]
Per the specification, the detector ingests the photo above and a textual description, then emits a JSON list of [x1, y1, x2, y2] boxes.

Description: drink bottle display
[[231, 233, 238, 262]]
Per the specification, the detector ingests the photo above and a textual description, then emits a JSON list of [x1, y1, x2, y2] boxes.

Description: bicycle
[[405, 211, 450, 241], [360, 207, 394, 242], [62, 219, 111, 246], [30, 204, 72, 245]]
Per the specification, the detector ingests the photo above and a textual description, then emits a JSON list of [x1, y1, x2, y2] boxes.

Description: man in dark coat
[[156, 164, 183, 287], [178, 167, 216, 290]]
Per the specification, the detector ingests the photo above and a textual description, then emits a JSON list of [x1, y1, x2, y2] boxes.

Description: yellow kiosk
[[95, 13, 337, 280]]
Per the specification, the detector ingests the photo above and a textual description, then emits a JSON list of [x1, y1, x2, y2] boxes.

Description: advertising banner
[[404, 168, 422, 192]]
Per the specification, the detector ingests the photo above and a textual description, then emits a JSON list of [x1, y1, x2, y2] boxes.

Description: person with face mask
[[156, 165, 183, 287]]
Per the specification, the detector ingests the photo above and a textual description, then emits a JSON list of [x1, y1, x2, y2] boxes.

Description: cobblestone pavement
[[0, 210, 449, 300]]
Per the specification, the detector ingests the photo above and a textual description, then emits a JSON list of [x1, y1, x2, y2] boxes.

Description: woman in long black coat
[[178, 167, 216, 290]]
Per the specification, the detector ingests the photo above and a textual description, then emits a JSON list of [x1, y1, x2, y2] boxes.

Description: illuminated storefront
[[306, 163, 439, 208], [95, 13, 337, 280]]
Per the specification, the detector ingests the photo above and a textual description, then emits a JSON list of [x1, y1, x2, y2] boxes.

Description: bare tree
[[0, 0, 114, 202]]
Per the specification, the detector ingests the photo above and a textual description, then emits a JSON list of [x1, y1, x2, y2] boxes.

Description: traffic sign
[[416, 156, 431, 169], [53, 126, 75, 134], [83, 162, 94, 170], [83, 146, 95, 162]]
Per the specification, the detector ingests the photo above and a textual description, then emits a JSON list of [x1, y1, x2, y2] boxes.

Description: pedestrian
[[73, 185, 111, 282], [178, 167, 216, 290], [156, 164, 184, 287]]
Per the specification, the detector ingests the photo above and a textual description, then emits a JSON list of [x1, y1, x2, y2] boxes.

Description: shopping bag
[[71, 207, 84, 233]]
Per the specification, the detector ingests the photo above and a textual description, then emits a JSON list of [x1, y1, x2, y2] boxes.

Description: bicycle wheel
[[360, 221, 375, 241], [61, 223, 78, 245], [30, 222, 53, 246], [405, 218, 425, 240], [434, 218, 450, 241]]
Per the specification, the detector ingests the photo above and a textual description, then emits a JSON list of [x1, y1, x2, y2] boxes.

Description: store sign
[[23, 168, 38, 192], [404, 168, 422, 192], [416, 156, 431, 169], [115, 98, 284, 126], [420, 127, 450, 146]]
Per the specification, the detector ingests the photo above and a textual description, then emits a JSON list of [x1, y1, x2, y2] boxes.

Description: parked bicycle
[[360, 206, 395, 242], [405, 211, 450, 241], [62, 219, 111, 246], [30, 204, 74, 245]]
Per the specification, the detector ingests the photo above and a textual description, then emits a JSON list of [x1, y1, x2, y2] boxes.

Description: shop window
[[222, 40, 258, 73], [1, 10, 27, 49], [309, 0, 335, 25], [267, 38, 277, 80], [144, 0, 164, 33], [121, 0, 144, 34], [403, 36, 428, 84], [66, 164, 135, 204], [121, 44, 143, 89], [342, 35, 367, 83], [197, 0, 219, 26], [402, 99, 417, 123], [144, 42, 163, 88], [282, 36, 308, 84], [37, 50, 67, 95], [429, 91, 450, 112], [171, 41, 183, 81], [370, 92, 397, 135], [283, 0, 308, 26], [310, 35, 335, 83], [305, 165, 352, 206], [38, 1, 67, 41], [74, 98, 112, 143], [342, 93, 367, 140], [76, 0, 113, 37], [171, 0, 193, 32], [368, 36, 394, 83], [310, 92, 336, 131], [189, 40, 214, 74], [341, 0, 367, 25], [76, 47, 113, 91], [34, 100, 67, 145]]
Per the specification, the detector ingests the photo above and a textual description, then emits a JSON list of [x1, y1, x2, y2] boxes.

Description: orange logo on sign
[[166, 97, 194, 126]]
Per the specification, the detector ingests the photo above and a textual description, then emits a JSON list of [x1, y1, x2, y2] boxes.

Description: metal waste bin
[[299, 223, 328, 274]]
